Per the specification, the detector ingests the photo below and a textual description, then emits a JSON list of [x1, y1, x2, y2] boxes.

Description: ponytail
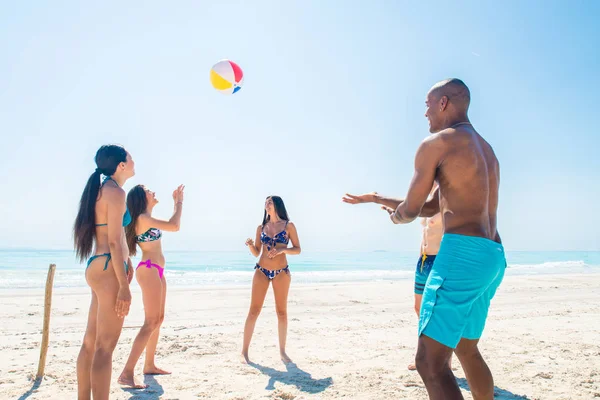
[[73, 170, 102, 262], [73, 144, 128, 262]]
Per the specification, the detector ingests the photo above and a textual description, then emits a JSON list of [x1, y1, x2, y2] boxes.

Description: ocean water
[[0, 249, 598, 290]]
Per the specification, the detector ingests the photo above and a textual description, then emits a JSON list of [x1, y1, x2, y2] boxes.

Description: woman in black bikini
[[242, 195, 301, 364]]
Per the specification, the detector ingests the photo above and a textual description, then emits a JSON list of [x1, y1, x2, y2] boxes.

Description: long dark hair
[[125, 185, 148, 256], [73, 145, 128, 262], [262, 196, 290, 227]]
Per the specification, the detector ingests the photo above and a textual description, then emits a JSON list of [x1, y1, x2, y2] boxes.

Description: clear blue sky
[[1, 1, 598, 252]]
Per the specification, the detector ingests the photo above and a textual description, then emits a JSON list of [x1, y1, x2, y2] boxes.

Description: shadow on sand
[[248, 361, 333, 394], [456, 377, 530, 399], [17, 377, 42, 400], [123, 375, 165, 399]]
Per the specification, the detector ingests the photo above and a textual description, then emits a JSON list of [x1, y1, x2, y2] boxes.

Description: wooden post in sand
[[36, 264, 56, 379]]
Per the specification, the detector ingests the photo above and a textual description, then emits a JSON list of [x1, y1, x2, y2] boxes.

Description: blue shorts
[[415, 254, 436, 295], [418, 233, 506, 349]]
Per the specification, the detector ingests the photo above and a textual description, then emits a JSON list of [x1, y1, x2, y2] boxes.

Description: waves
[[0, 251, 598, 289]]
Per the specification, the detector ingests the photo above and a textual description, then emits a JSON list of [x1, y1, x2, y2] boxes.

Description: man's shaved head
[[424, 78, 471, 133], [429, 78, 471, 111]]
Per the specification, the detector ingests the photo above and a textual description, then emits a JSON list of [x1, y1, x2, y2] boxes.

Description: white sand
[[1, 273, 599, 399]]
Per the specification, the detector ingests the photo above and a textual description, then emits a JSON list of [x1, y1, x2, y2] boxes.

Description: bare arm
[[126, 257, 133, 283], [268, 221, 302, 259], [282, 222, 301, 255], [373, 194, 405, 209], [418, 188, 441, 218], [391, 138, 442, 224], [140, 185, 184, 232], [245, 225, 262, 257], [342, 192, 405, 209], [139, 203, 183, 232], [106, 188, 129, 287]]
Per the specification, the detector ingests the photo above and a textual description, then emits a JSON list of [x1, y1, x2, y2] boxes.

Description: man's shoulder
[[427, 126, 479, 148], [421, 130, 455, 150]]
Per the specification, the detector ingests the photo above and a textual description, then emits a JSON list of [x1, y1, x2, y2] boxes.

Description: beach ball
[[210, 60, 244, 95]]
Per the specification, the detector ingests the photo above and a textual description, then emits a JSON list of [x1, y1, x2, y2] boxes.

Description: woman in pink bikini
[[242, 195, 302, 364], [118, 184, 184, 388]]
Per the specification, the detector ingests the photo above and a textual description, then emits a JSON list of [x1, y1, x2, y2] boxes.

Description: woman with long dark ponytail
[[242, 196, 302, 364], [73, 144, 135, 400], [118, 183, 184, 388]]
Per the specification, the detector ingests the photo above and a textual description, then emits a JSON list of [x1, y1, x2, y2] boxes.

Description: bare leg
[[118, 267, 163, 388], [415, 334, 463, 400], [272, 269, 292, 364], [144, 277, 170, 375], [77, 291, 97, 400], [454, 338, 494, 400], [241, 269, 270, 363], [414, 293, 423, 316], [88, 265, 126, 400], [409, 294, 453, 371], [407, 293, 423, 371]]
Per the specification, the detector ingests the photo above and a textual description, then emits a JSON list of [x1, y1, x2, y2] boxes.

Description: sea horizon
[[1, 249, 599, 290]]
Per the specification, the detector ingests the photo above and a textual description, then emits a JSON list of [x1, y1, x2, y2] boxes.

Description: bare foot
[[143, 366, 171, 375], [117, 372, 148, 389], [240, 352, 250, 364], [280, 352, 292, 364]]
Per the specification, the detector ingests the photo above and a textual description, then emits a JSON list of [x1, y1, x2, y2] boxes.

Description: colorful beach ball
[[210, 60, 244, 95]]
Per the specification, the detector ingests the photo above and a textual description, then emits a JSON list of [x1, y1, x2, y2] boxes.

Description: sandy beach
[[1, 273, 599, 399]]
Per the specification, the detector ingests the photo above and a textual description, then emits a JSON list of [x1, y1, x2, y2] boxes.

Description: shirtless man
[[378, 78, 505, 399], [342, 185, 446, 371]]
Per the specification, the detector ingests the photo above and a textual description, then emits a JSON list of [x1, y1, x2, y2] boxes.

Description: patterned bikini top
[[260, 221, 289, 250], [136, 228, 162, 243]]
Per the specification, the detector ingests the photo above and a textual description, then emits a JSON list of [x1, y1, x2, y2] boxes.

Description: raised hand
[[342, 192, 377, 205], [173, 184, 185, 203]]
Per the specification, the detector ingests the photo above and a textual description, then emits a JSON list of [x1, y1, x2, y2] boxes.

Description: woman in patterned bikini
[[118, 184, 185, 388], [242, 195, 302, 364]]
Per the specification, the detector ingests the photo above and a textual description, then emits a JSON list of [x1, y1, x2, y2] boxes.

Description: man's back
[[434, 124, 500, 242]]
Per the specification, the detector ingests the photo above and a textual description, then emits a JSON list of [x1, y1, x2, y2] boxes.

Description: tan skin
[[77, 153, 135, 400], [241, 197, 301, 365], [118, 185, 184, 388], [342, 186, 450, 371], [378, 80, 500, 400]]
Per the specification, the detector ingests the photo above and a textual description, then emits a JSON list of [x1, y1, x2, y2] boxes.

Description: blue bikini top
[[95, 176, 131, 227], [260, 221, 289, 250]]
